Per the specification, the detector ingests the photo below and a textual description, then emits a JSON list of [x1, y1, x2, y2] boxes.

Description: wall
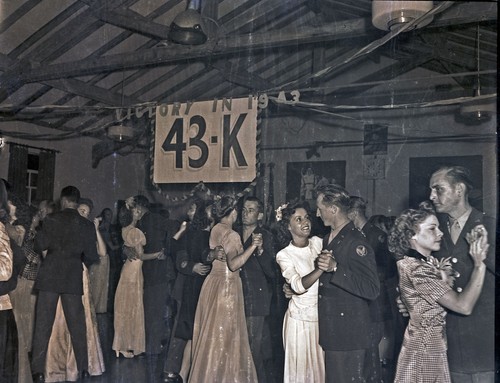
[[260, 105, 497, 218], [1, 105, 497, 221]]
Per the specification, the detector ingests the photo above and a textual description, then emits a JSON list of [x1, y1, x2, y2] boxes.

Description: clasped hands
[[316, 250, 337, 272]]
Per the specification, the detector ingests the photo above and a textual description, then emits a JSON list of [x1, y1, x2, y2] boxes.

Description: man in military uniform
[[315, 184, 380, 383], [429, 166, 495, 382]]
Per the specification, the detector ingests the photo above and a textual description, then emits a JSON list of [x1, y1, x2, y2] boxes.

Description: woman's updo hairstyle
[[275, 202, 310, 250], [388, 201, 436, 260], [212, 195, 237, 223]]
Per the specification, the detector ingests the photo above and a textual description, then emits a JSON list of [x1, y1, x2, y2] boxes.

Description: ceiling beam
[[1, 1, 494, 87]]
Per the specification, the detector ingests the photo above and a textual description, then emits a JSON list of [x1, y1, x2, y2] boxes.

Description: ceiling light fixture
[[107, 123, 135, 142], [372, 1, 434, 31], [168, 0, 207, 45], [459, 24, 496, 124]]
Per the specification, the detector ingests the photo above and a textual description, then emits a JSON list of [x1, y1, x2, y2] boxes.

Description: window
[[27, 152, 40, 205]]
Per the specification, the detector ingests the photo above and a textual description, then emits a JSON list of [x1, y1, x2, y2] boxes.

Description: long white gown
[[276, 236, 325, 383]]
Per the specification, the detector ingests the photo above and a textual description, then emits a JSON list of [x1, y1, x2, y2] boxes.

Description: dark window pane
[[30, 173, 38, 187], [31, 189, 37, 203], [27, 153, 39, 170]]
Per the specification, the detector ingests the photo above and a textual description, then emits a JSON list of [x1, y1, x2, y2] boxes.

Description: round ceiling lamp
[[168, 0, 207, 45], [107, 124, 135, 142], [372, 1, 434, 31]]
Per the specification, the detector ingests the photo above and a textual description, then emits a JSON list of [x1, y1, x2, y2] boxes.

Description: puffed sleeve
[[222, 230, 244, 259], [125, 227, 147, 247], [412, 261, 452, 304], [276, 249, 307, 294]]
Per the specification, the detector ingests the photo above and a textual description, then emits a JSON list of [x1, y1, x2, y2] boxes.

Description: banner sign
[[154, 97, 258, 184]]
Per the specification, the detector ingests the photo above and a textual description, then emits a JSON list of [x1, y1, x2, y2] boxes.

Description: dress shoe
[[32, 373, 45, 383], [81, 370, 91, 379], [162, 371, 183, 383]]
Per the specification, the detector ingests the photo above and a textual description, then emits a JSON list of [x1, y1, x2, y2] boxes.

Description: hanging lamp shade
[[107, 124, 134, 142], [168, 0, 207, 45], [372, 1, 434, 31]]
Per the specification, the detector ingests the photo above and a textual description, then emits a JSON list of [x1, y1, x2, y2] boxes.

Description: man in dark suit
[[429, 166, 495, 383], [236, 197, 276, 383], [315, 184, 380, 383], [31, 186, 99, 383]]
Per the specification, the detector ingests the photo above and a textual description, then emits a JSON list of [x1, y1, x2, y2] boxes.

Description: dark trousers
[[246, 316, 266, 383], [31, 291, 87, 374], [364, 321, 383, 382], [163, 299, 187, 374], [144, 283, 169, 355], [325, 349, 367, 383], [0, 309, 18, 383]]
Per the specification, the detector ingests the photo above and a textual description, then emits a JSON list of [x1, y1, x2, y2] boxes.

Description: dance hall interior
[[0, 1, 497, 383]]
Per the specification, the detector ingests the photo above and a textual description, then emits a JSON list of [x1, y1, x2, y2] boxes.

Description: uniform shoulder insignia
[[356, 245, 367, 257], [180, 261, 188, 269], [378, 234, 385, 243]]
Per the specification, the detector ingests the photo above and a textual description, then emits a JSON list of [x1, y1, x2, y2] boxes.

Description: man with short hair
[[429, 165, 495, 383], [315, 184, 379, 383], [31, 186, 99, 383], [236, 196, 276, 383]]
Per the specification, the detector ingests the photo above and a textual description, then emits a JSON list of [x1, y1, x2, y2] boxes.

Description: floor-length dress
[[276, 236, 325, 383], [44, 265, 105, 382], [394, 251, 452, 383], [89, 254, 109, 314], [112, 225, 146, 355], [188, 223, 257, 383]]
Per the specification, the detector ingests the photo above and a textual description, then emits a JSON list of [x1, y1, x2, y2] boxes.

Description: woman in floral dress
[[388, 202, 488, 383]]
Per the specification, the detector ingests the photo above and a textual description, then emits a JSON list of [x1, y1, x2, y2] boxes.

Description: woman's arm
[[94, 218, 107, 257], [227, 243, 258, 271], [301, 268, 324, 290], [438, 230, 488, 315]]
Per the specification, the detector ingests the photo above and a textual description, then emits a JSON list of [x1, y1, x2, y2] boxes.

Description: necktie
[[449, 219, 461, 244]]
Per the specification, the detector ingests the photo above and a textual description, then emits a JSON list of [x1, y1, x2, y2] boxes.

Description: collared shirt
[[447, 208, 472, 234]]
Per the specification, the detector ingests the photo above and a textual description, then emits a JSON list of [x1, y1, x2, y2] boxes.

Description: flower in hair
[[275, 203, 289, 222]]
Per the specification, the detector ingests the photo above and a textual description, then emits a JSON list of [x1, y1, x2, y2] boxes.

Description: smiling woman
[[275, 202, 325, 383]]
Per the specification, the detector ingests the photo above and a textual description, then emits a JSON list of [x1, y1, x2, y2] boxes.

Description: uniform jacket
[[237, 225, 276, 317], [318, 222, 380, 351], [34, 208, 99, 295], [435, 208, 495, 373]]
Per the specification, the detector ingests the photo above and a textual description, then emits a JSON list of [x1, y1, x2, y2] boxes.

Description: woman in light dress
[[188, 195, 260, 383], [388, 202, 488, 383], [275, 202, 325, 383], [113, 197, 162, 358]]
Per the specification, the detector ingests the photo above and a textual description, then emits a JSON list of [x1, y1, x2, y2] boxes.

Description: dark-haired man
[[315, 184, 379, 383], [31, 186, 99, 382], [237, 196, 276, 383], [429, 166, 495, 382]]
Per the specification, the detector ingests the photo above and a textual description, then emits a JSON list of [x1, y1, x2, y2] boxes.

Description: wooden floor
[[81, 313, 285, 383]]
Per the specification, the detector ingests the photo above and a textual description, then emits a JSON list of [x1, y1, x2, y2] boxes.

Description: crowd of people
[[0, 163, 495, 383]]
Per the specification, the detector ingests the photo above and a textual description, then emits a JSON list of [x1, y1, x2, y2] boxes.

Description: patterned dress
[[276, 236, 325, 383], [395, 250, 453, 383]]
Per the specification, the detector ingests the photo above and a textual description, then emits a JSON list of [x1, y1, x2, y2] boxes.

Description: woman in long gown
[[275, 202, 325, 383], [113, 198, 162, 358], [388, 203, 488, 383], [43, 198, 106, 382], [188, 195, 260, 383]]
